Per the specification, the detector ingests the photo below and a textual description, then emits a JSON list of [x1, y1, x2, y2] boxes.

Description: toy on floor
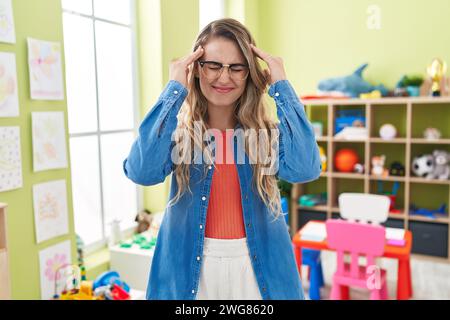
[[335, 149, 359, 173], [371, 155, 389, 177], [319, 146, 327, 172], [409, 203, 447, 219], [299, 193, 327, 207], [377, 181, 401, 213], [379, 124, 397, 140], [318, 63, 389, 98], [93, 271, 131, 300], [389, 161, 405, 176], [423, 127, 442, 140]]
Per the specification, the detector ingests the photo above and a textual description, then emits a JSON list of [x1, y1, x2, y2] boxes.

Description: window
[[199, 0, 225, 30], [62, 0, 140, 251]]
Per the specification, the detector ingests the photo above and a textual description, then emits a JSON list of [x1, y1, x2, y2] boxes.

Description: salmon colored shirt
[[205, 129, 246, 239]]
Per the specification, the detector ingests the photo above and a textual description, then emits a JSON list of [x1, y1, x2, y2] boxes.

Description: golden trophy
[[426, 58, 447, 96]]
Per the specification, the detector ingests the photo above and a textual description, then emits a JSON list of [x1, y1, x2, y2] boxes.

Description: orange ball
[[335, 149, 359, 172]]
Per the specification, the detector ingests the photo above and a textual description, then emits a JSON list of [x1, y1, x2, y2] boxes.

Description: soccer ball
[[412, 154, 434, 177]]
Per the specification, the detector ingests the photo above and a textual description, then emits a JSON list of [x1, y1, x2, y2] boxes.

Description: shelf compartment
[[408, 183, 449, 222], [333, 142, 365, 173], [411, 103, 450, 139], [369, 143, 406, 177], [369, 180, 405, 216], [409, 221, 449, 258], [306, 104, 328, 137], [370, 103, 407, 138], [331, 178, 364, 208]]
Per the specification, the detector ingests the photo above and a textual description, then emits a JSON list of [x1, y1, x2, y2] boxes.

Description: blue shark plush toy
[[318, 63, 389, 98]]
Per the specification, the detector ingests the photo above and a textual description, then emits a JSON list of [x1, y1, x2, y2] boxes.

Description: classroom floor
[[301, 251, 450, 300]]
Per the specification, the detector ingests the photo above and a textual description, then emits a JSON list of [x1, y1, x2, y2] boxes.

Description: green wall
[[0, 0, 76, 299], [257, 0, 450, 94]]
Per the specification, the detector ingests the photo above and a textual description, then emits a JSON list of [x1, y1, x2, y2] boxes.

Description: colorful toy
[[318, 63, 389, 98], [299, 193, 327, 207], [389, 161, 405, 176], [353, 163, 364, 174], [429, 150, 450, 180], [423, 127, 442, 140], [92, 271, 131, 300], [379, 124, 397, 140], [359, 90, 381, 99], [334, 109, 365, 134], [377, 181, 401, 213], [412, 154, 435, 178], [409, 203, 447, 219], [319, 146, 327, 172], [371, 155, 388, 177], [335, 149, 359, 173]]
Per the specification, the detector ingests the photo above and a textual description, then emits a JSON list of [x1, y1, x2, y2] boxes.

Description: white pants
[[196, 237, 263, 300]]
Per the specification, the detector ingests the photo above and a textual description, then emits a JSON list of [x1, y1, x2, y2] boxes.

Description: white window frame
[[199, 0, 225, 30], [62, 0, 143, 254]]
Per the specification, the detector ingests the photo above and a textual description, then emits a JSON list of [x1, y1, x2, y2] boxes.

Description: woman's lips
[[212, 86, 234, 93]]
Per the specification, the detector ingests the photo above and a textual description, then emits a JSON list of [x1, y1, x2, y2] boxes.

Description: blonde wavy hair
[[167, 18, 283, 220]]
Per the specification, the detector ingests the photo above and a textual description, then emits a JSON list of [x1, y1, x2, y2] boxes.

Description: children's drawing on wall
[[0, 52, 19, 117], [39, 240, 72, 300], [33, 179, 69, 243], [32, 112, 68, 172], [0, 0, 16, 44], [27, 38, 64, 100], [0, 126, 22, 192]]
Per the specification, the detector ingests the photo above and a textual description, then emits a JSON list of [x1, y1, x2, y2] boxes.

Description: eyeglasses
[[198, 60, 249, 81]]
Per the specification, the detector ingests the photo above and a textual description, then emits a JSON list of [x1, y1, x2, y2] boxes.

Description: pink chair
[[326, 219, 389, 300]]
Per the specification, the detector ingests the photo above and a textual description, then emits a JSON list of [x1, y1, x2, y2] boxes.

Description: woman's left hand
[[250, 44, 287, 85]]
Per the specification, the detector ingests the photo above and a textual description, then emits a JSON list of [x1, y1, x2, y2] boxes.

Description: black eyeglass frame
[[197, 60, 250, 81]]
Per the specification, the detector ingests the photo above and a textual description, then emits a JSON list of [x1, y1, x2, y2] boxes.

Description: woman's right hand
[[169, 46, 204, 88]]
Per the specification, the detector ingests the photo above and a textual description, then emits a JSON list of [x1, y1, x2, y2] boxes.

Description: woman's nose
[[217, 66, 232, 83]]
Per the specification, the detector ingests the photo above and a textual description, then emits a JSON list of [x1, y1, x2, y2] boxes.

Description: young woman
[[123, 18, 321, 300]]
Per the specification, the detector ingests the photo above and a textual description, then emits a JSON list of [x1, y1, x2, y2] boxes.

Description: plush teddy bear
[[429, 150, 450, 180]]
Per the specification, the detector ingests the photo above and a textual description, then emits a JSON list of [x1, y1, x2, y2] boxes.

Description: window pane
[[63, 13, 98, 134], [95, 21, 134, 131], [100, 132, 137, 232], [62, 0, 92, 15], [94, 0, 131, 25], [70, 136, 103, 245], [199, 0, 225, 30]]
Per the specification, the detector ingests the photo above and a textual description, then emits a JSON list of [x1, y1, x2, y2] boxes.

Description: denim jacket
[[123, 79, 321, 300]]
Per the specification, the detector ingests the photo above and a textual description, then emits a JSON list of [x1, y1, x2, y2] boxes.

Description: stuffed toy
[[429, 150, 450, 180], [318, 63, 389, 98]]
